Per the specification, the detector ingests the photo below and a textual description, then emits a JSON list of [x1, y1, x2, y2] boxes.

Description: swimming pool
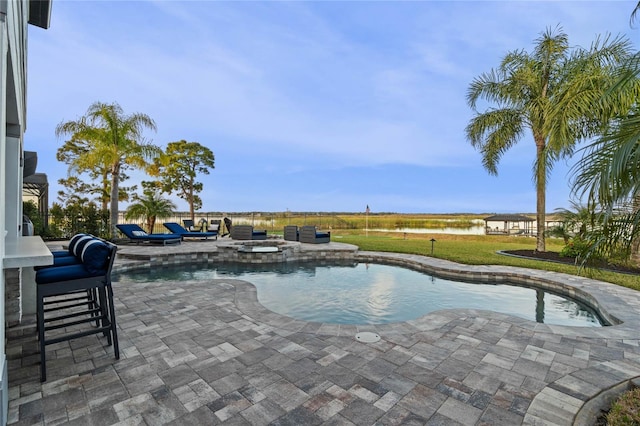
[[114, 261, 605, 327]]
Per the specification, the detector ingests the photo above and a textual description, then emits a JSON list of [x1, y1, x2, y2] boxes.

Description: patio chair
[[230, 224, 267, 240], [284, 225, 299, 241], [183, 219, 199, 231], [299, 225, 330, 243], [163, 222, 218, 240], [116, 224, 181, 245], [210, 219, 221, 233]]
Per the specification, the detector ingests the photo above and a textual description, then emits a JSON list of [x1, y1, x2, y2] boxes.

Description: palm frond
[[465, 108, 524, 175]]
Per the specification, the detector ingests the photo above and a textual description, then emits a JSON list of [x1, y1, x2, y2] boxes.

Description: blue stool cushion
[[34, 254, 81, 270], [52, 250, 74, 258], [80, 240, 111, 274], [51, 256, 82, 267], [36, 264, 103, 284]]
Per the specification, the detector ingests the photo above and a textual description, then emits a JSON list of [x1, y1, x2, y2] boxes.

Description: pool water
[[114, 262, 605, 327]]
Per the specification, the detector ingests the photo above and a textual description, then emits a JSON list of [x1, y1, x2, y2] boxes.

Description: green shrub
[[606, 387, 640, 425], [560, 237, 592, 258]]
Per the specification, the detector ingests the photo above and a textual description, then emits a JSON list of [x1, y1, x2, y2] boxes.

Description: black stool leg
[[107, 284, 120, 359], [37, 288, 46, 382]]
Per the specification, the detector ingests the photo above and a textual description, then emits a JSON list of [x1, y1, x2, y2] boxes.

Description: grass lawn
[[330, 230, 640, 291]]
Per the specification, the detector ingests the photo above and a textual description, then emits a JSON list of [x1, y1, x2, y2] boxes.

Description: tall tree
[[124, 188, 176, 234], [56, 135, 110, 210], [56, 101, 160, 238], [56, 176, 93, 206], [152, 140, 215, 221], [57, 135, 136, 210], [466, 27, 634, 252]]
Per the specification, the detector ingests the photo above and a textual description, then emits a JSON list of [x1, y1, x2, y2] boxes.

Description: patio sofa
[[298, 225, 330, 244], [230, 225, 268, 240]]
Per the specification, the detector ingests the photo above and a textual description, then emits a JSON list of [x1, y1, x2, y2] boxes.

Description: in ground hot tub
[[217, 240, 295, 263]]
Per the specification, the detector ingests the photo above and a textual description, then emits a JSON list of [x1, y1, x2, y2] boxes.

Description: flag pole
[[365, 205, 369, 237]]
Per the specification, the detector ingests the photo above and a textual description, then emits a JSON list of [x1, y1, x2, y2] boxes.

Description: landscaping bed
[[503, 249, 640, 275]]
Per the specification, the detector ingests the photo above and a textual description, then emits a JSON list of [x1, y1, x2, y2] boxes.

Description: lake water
[[371, 226, 486, 235]]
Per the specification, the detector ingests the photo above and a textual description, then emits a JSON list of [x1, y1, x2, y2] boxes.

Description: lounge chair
[[163, 222, 218, 240], [116, 224, 181, 245], [210, 219, 221, 233], [284, 225, 299, 241], [299, 225, 330, 243], [230, 224, 267, 240]]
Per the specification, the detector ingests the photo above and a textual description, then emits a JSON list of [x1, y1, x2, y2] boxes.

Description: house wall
[[0, 8, 8, 424], [0, 1, 42, 423]]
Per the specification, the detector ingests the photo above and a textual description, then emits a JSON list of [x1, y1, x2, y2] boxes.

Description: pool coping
[[111, 240, 640, 424]]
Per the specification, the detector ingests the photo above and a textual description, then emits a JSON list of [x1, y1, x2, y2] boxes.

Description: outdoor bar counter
[[3, 236, 53, 315]]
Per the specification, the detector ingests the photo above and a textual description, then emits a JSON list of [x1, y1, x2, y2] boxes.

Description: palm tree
[[125, 190, 176, 234], [547, 201, 595, 245], [632, 1, 640, 26], [571, 42, 640, 264], [466, 27, 634, 252], [572, 111, 640, 264], [56, 102, 160, 238]]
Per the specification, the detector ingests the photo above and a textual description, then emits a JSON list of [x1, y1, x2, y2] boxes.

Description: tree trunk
[[189, 187, 195, 222], [632, 193, 640, 266], [109, 163, 120, 240], [101, 170, 109, 211], [535, 139, 546, 252]]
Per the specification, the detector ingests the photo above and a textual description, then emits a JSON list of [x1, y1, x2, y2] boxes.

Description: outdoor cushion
[[132, 230, 147, 236], [50, 255, 82, 267], [80, 239, 111, 274], [36, 264, 103, 285], [72, 235, 94, 256], [253, 230, 267, 239], [35, 253, 81, 270], [52, 250, 75, 258], [67, 233, 88, 254]]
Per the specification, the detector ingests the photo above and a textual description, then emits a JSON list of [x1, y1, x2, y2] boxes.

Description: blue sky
[[25, 1, 638, 214]]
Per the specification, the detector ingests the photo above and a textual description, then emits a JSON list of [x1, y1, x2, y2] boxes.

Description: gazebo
[[484, 214, 535, 235]]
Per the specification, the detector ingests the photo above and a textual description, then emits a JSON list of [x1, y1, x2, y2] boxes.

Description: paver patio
[[6, 238, 640, 425]]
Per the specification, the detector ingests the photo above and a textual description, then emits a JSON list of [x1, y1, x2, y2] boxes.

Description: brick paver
[[7, 239, 640, 425]]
